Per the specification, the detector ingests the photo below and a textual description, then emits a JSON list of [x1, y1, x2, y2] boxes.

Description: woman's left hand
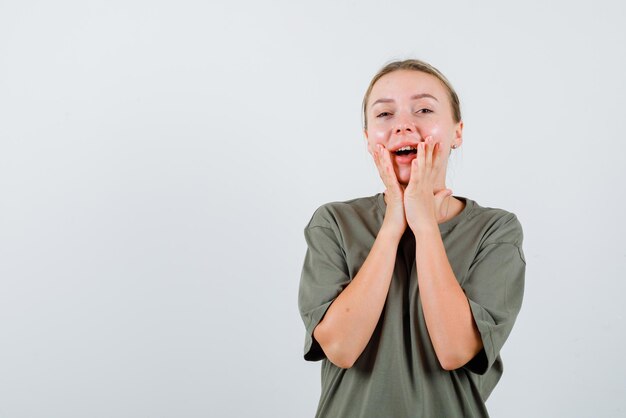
[[404, 136, 453, 231]]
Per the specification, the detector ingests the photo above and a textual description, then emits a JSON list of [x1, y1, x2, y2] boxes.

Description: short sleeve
[[298, 218, 352, 362], [462, 217, 526, 375]]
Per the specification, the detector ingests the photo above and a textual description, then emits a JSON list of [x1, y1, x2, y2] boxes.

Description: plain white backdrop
[[1, 0, 625, 417]]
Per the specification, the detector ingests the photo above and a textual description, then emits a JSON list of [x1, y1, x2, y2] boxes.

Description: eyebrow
[[371, 94, 439, 107]]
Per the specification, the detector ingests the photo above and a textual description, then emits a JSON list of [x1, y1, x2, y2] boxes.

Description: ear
[[454, 120, 464, 148]]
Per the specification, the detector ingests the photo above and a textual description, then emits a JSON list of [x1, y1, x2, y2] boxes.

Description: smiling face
[[364, 70, 463, 187]]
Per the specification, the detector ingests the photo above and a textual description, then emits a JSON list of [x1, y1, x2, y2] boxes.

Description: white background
[[1, 1, 625, 417]]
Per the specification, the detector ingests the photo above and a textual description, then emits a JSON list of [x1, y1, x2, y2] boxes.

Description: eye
[[415, 108, 433, 114], [376, 112, 392, 118]]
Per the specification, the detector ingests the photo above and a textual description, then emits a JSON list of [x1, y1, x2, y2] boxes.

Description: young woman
[[298, 59, 526, 417]]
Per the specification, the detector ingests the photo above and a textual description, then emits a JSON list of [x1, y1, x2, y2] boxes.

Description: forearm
[[313, 224, 401, 369], [414, 223, 482, 370]]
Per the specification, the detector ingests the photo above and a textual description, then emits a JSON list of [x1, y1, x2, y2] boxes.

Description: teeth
[[396, 145, 416, 152]]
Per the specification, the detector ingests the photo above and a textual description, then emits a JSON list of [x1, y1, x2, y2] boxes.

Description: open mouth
[[394, 145, 417, 156]]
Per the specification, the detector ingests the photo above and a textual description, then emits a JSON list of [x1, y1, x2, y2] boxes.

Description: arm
[[413, 223, 482, 370], [404, 139, 481, 370], [314, 144, 407, 369], [313, 223, 401, 369]]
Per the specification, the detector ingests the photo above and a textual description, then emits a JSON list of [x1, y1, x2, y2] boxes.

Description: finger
[[431, 141, 448, 181], [375, 144, 400, 191], [370, 145, 379, 166], [431, 142, 441, 174], [372, 146, 387, 180], [433, 140, 445, 167], [372, 144, 380, 163], [380, 145, 401, 186], [371, 146, 389, 185], [417, 141, 426, 176], [425, 136, 434, 170], [407, 149, 421, 190]]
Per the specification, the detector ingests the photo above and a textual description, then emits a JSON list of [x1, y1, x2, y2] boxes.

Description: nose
[[394, 123, 415, 135]]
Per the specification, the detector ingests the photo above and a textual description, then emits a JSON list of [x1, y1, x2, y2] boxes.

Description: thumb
[[434, 188, 453, 200], [434, 189, 453, 218]]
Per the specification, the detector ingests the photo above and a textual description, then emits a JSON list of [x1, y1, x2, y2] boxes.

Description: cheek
[[366, 128, 388, 151], [420, 123, 441, 138], [372, 129, 387, 141], [368, 129, 387, 145], [420, 124, 456, 147]]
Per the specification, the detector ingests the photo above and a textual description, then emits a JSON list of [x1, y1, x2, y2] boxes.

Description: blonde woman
[[298, 59, 526, 418]]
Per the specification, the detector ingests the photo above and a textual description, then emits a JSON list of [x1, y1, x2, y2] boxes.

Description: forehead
[[369, 70, 448, 104]]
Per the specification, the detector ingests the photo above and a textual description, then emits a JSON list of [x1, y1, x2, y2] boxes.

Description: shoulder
[[305, 194, 381, 230], [462, 197, 524, 248]]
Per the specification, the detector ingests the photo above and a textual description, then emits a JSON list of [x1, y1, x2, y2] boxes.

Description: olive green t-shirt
[[298, 193, 526, 418]]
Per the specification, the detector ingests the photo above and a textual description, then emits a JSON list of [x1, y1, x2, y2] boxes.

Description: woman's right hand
[[371, 144, 407, 239]]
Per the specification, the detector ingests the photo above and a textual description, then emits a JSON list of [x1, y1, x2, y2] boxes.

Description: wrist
[[378, 222, 404, 242], [408, 217, 439, 235]]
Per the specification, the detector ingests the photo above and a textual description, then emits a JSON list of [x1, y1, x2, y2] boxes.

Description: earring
[[451, 144, 458, 149]]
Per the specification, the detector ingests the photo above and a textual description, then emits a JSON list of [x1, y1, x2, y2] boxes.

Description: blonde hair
[[362, 59, 462, 129]]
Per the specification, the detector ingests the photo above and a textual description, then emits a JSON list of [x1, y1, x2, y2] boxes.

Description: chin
[[395, 168, 412, 186]]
